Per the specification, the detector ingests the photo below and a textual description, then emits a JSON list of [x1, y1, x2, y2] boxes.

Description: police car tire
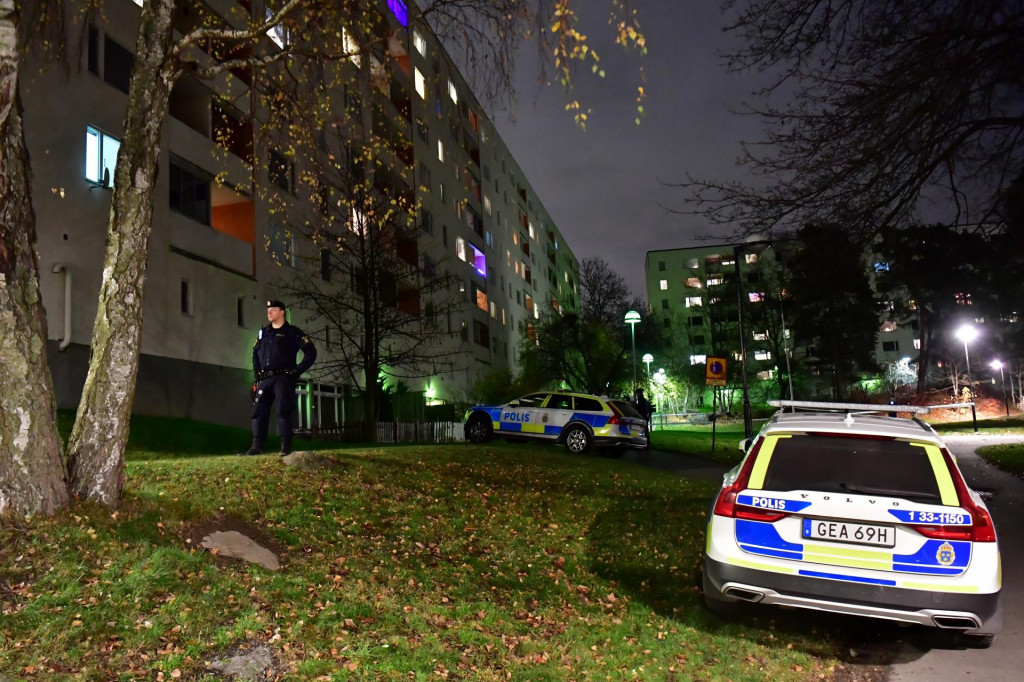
[[465, 413, 493, 443], [958, 633, 995, 649], [563, 425, 592, 454]]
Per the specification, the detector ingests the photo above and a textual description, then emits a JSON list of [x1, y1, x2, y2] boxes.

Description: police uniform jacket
[[253, 323, 317, 377]]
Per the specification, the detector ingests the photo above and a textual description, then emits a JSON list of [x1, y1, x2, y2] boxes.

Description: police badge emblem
[[936, 541, 956, 566]]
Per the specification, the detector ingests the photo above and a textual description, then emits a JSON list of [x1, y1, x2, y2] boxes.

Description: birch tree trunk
[[66, 0, 177, 508], [0, 0, 69, 516]]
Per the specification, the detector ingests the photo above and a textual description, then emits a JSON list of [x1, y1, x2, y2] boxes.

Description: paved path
[[887, 434, 1024, 682]]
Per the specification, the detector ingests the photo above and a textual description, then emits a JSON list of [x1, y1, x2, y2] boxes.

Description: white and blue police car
[[703, 400, 1002, 646], [464, 391, 649, 454]]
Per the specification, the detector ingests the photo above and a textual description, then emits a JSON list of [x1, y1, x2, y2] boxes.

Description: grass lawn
[[0, 423, 856, 680], [976, 443, 1024, 477]]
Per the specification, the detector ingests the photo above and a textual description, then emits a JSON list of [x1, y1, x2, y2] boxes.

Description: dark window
[[517, 393, 549, 407], [180, 280, 192, 315], [693, 335, 705, 345], [268, 149, 294, 193], [103, 35, 134, 94], [169, 160, 211, 224], [236, 297, 245, 327], [573, 397, 603, 412], [760, 434, 944, 502], [548, 394, 573, 410], [320, 249, 331, 282], [661, 299, 669, 309], [88, 26, 99, 75], [882, 340, 899, 352], [689, 316, 703, 326], [658, 260, 666, 271]]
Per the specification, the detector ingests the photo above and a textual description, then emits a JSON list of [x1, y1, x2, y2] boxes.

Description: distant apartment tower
[[24, 0, 579, 429], [645, 244, 920, 385]]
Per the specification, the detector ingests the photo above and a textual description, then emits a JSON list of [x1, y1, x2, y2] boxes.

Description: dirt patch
[[181, 513, 286, 568]]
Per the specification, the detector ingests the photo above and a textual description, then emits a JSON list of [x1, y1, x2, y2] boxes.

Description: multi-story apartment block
[[23, 0, 579, 430], [645, 244, 919, 392]]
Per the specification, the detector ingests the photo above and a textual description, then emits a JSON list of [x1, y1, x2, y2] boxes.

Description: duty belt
[[259, 369, 294, 378]]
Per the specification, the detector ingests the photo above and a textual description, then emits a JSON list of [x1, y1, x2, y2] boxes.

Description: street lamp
[[625, 310, 641, 395], [733, 237, 772, 440], [991, 359, 1010, 416], [955, 324, 979, 433], [642, 353, 653, 386]]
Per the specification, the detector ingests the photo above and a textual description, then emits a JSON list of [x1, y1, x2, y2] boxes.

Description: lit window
[[707, 276, 723, 286], [748, 292, 764, 303], [448, 79, 458, 103], [456, 236, 466, 262], [265, 7, 289, 48], [413, 30, 426, 56], [528, 222, 535, 239], [744, 253, 760, 264], [754, 350, 772, 361], [881, 321, 897, 332], [414, 68, 425, 98], [690, 354, 707, 366], [468, 242, 486, 277], [874, 261, 891, 272], [753, 332, 767, 341], [342, 27, 361, 66], [484, 195, 492, 215], [685, 277, 702, 288], [659, 279, 668, 290], [387, 0, 408, 27], [437, 139, 444, 162], [475, 286, 488, 312], [913, 338, 921, 349], [85, 126, 120, 185], [685, 296, 702, 307]]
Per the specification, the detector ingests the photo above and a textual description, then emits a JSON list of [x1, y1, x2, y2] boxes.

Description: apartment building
[[645, 244, 918, 386], [23, 0, 579, 430]]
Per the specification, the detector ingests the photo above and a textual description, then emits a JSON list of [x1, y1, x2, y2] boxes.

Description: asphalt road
[[624, 435, 1024, 681]]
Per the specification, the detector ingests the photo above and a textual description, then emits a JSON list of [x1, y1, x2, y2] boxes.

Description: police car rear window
[[759, 434, 944, 502], [574, 397, 603, 412]]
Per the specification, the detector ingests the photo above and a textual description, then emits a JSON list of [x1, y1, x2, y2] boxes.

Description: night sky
[[491, 2, 766, 300]]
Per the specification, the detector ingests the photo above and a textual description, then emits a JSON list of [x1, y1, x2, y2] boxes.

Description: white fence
[[308, 421, 465, 444]]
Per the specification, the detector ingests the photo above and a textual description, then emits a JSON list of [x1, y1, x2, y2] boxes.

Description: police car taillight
[[939, 447, 997, 543], [607, 414, 621, 425], [712, 438, 764, 518]]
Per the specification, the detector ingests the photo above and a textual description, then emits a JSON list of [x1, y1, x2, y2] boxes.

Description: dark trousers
[[251, 374, 297, 449]]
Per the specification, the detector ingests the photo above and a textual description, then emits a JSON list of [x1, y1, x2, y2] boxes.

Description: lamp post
[[733, 238, 772, 440], [625, 310, 641, 396], [956, 324, 979, 433], [991, 359, 1010, 416], [642, 353, 653, 388]]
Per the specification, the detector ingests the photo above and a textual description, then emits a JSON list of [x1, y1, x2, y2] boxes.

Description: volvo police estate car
[[464, 391, 649, 454], [703, 400, 1002, 646]]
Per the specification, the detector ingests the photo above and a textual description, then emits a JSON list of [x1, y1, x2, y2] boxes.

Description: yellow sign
[[706, 357, 727, 386]]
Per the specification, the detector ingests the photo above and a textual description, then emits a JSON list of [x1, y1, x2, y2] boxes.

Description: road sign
[[706, 357, 727, 386]]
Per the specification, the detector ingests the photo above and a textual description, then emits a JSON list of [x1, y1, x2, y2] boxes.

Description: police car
[[703, 400, 1002, 646], [464, 391, 649, 454]]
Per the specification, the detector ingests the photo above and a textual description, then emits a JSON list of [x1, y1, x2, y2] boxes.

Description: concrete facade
[[23, 0, 579, 429]]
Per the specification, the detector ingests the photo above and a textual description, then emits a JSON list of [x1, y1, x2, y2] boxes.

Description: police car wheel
[[563, 426, 592, 454], [465, 414, 493, 443]]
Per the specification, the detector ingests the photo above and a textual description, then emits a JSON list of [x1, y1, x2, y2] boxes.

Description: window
[[342, 27, 361, 66], [574, 397, 603, 412], [754, 350, 772, 361], [685, 296, 702, 307], [448, 79, 458, 104], [473, 283, 488, 312], [269, 223, 294, 267], [437, 139, 445, 162], [706, 276, 723, 286], [685, 277, 702, 288], [169, 159, 211, 224], [320, 249, 331, 282], [548, 394, 573, 410], [689, 316, 703, 326], [268, 149, 295, 194], [85, 126, 120, 186], [414, 68, 425, 98], [265, 7, 290, 48], [744, 253, 760, 264], [412, 29, 427, 56], [881, 321, 897, 332], [882, 340, 900, 352], [455, 236, 467, 262], [484, 195, 492, 215], [658, 260, 666, 271], [387, 0, 409, 27], [690, 354, 707, 365], [753, 331, 768, 341], [748, 292, 764, 303], [468, 242, 486, 277], [661, 299, 669, 309], [472, 320, 489, 347], [88, 29, 133, 94], [236, 296, 245, 327], [180, 280, 193, 316], [659, 279, 668, 290]]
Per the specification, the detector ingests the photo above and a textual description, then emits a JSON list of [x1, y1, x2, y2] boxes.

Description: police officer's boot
[[244, 439, 265, 456], [279, 438, 293, 457]]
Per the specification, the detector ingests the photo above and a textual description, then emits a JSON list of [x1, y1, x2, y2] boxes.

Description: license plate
[[802, 518, 895, 548]]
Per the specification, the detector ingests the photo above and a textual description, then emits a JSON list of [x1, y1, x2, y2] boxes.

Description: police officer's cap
[[266, 299, 287, 310]]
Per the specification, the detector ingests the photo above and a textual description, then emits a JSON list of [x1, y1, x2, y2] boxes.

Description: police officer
[[244, 300, 317, 456]]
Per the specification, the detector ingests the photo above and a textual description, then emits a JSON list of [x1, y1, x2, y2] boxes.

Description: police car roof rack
[[768, 400, 933, 415]]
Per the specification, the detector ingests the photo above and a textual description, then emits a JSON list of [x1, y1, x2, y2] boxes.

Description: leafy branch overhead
[[676, 0, 1024, 240]]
